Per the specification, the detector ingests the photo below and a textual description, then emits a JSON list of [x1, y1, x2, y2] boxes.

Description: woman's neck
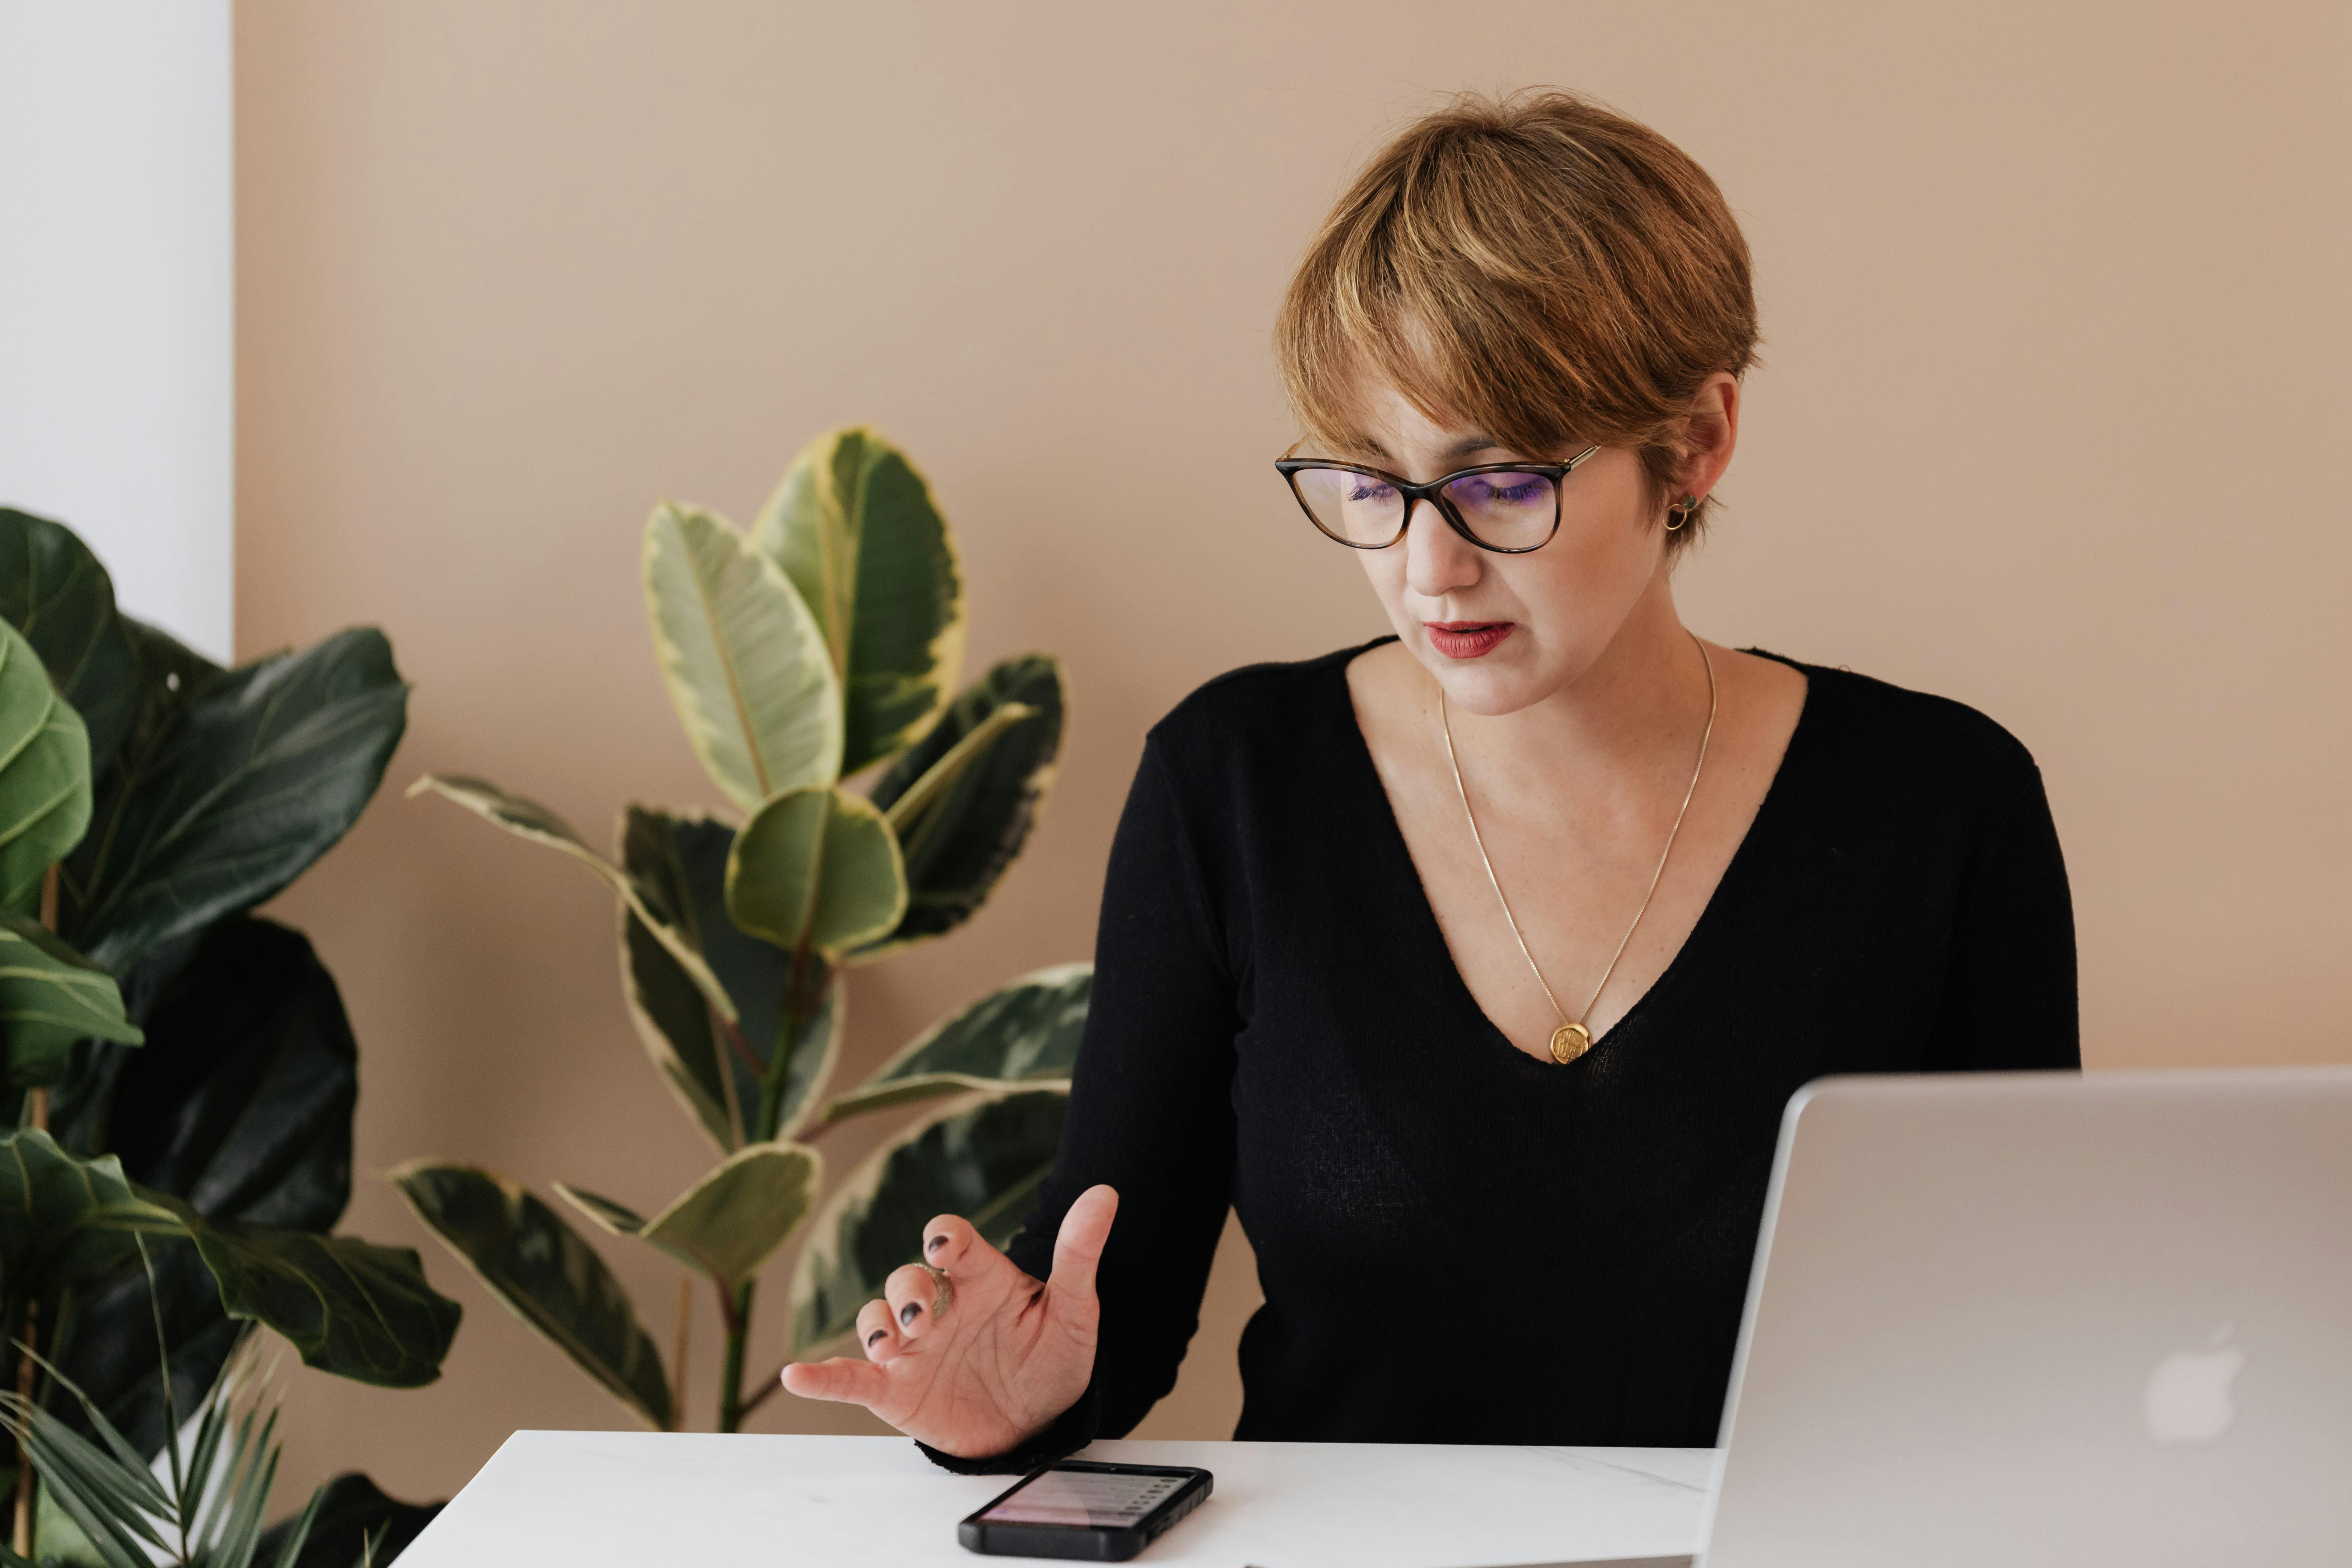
[[1438, 571, 1709, 794]]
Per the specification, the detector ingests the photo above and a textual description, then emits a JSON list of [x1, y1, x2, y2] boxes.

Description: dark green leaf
[[0, 613, 92, 918], [618, 809, 840, 1149], [48, 917, 359, 1455], [390, 1161, 669, 1429], [2, 1346, 174, 1568], [256, 1472, 441, 1568], [861, 655, 1066, 956], [0, 508, 139, 773], [0, 912, 140, 1088], [8, 1393, 168, 1568], [753, 428, 966, 775], [823, 963, 1088, 1123], [148, 1195, 461, 1389], [61, 627, 407, 972], [43, 1243, 243, 1461], [0, 1129, 169, 1298], [789, 1089, 1068, 1354]]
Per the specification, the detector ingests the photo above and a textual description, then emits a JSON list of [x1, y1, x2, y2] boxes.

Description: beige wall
[[236, 0, 2351, 1511]]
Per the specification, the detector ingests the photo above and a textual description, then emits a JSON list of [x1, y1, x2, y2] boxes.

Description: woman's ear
[[1677, 372, 1742, 502]]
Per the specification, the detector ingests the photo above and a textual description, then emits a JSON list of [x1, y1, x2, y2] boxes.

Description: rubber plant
[[396, 427, 1089, 1435], [0, 508, 461, 1563]]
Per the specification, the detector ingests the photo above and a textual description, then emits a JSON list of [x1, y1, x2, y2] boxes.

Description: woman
[[782, 89, 2077, 1468]]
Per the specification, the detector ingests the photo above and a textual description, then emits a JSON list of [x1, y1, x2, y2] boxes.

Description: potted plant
[[397, 427, 1090, 1433], [0, 508, 461, 1563]]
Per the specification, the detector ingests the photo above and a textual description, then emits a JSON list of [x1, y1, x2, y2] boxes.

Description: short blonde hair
[[1275, 89, 1758, 545]]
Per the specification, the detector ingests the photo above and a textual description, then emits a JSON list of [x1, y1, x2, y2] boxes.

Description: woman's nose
[[1402, 499, 1481, 602]]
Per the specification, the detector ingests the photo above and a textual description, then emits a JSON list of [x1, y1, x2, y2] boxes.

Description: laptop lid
[[1699, 1068, 2352, 1568]]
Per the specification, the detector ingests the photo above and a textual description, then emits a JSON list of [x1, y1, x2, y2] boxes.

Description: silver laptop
[[1693, 1067, 2352, 1568]]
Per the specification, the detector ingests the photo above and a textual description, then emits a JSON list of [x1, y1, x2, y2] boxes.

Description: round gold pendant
[[1550, 1022, 1593, 1065]]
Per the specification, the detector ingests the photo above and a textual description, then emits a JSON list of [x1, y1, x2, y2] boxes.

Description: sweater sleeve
[[917, 736, 1243, 1473], [1925, 759, 2081, 1071]]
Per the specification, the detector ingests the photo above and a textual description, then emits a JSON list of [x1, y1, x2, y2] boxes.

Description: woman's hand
[[780, 1184, 1118, 1459]]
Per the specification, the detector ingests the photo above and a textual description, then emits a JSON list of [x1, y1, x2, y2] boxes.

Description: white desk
[[399, 1432, 1711, 1567]]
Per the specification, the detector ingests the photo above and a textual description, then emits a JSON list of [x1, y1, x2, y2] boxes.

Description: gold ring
[[918, 1262, 954, 1319]]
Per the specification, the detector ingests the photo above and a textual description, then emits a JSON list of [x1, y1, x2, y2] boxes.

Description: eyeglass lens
[[1290, 467, 1558, 549]]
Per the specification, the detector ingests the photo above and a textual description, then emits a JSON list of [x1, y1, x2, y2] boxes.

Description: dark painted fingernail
[[899, 1302, 921, 1326], [926, 1234, 947, 1255], [866, 1328, 887, 1348]]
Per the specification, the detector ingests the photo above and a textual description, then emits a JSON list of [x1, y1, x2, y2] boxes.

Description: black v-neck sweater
[[932, 640, 2077, 1471]]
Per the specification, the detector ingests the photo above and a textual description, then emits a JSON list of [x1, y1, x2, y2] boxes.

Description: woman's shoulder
[[1145, 636, 1387, 751], [1762, 650, 2045, 801]]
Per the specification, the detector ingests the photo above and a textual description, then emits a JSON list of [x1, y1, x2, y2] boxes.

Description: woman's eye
[[1459, 477, 1545, 506], [1345, 481, 1397, 504]]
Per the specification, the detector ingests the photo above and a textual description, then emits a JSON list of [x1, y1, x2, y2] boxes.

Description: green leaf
[[0, 614, 93, 918], [410, 774, 736, 1024], [618, 808, 840, 1150], [5, 1385, 171, 1568], [789, 1089, 1069, 1355], [144, 1193, 462, 1390], [0, 912, 140, 1087], [823, 963, 1089, 1124], [860, 654, 1067, 958], [255, 1472, 442, 1568], [49, 918, 363, 1456], [0, 1130, 166, 1301], [59, 627, 407, 973], [753, 428, 965, 776], [726, 787, 906, 957], [15, 1330, 316, 1568], [555, 1140, 819, 1288], [874, 701, 1033, 836], [389, 1161, 670, 1429], [643, 502, 841, 809], [0, 508, 140, 773]]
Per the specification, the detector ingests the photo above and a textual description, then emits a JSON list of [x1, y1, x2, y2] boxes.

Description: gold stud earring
[[1664, 495, 1700, 531]]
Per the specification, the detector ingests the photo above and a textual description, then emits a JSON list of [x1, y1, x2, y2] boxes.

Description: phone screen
[[977, 1468, 1188, 1529]]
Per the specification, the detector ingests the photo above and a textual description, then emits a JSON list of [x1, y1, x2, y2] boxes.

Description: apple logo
[[2143, 1324, 2245, 1445]]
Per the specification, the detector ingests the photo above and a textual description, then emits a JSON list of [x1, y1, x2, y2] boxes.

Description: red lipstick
[[1424, 621, 1515, 659]]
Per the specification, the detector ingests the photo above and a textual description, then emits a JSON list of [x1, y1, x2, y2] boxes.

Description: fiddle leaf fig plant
[[0, 506, 460, 1560], [401, 426, 1085, 1433]]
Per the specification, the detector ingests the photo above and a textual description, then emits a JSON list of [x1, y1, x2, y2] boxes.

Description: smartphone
[[958, 1460, 1213, 1560]]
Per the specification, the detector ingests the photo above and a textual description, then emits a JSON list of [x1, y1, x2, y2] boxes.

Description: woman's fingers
[[855, 1297, 902, 1362], [1047, 1184, 1119, 1308], [780, 1356, 888, 1406], [922, 1213, 979, 1269], [883, 1261, 944, 1339]]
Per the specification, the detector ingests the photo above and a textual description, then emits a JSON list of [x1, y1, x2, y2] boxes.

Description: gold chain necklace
[[1439, 632, 1719, 1065]]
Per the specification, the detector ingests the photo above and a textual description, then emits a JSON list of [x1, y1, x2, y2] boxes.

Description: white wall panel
[[0, 0, 234, 661]]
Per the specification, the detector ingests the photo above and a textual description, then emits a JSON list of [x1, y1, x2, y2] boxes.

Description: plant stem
[[715, 1279, 754, 1434], [724, 940, 821, 1431], [12, 1298, 34, 1556], [751, 945, 815, 1144], [23, 867, 54, 1133], [12, 869, 62, 1545]]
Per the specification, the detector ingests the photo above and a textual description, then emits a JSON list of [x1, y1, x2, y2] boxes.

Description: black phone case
[[958, 1461, 1214, 1560]]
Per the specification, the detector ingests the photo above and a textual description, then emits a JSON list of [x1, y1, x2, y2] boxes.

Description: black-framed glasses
[[1275, 445, 1602, 553]]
